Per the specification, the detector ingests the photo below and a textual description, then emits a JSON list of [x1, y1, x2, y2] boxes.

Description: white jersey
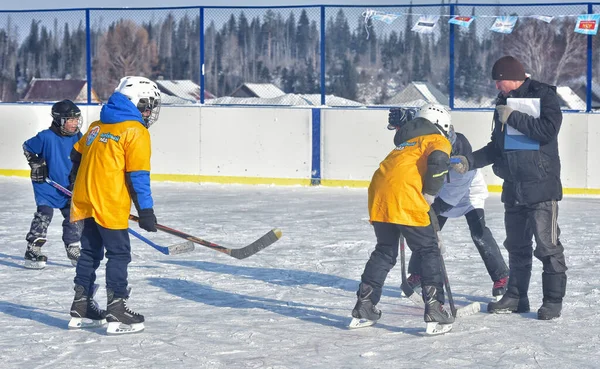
[[437, 168, 488, 218]]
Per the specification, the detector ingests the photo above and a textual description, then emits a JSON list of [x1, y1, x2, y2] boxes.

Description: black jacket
[[468, 78, 563, 205]]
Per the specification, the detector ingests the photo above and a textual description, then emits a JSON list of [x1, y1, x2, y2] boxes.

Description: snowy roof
[[155, 80, 215, 102], [205, 93, 363, 107], [386, 82, 448, 106], [230, 83, 286, 99], [556, 86, 586, 111]]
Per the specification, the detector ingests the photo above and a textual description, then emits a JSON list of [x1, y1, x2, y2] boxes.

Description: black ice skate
[[487, 294, 530, 314], [423, 286, 454, 335], [106, 289, 145, 335], [24, 238, 48, 269], [65, 242, 80, 267], [537, 301, 562, 320], [348, 283, 382, 329], [69, 284, 107, 329], [492, 277, 508, 301]]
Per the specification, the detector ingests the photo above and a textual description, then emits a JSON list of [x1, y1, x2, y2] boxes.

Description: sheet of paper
[[506, 98, 540, 135]]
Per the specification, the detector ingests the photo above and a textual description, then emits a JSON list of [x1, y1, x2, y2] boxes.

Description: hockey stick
[[129, 215, 282, 260], [428, 208, 480, 318], [400, 235, 423, 305], [45, 178, 194, 256]]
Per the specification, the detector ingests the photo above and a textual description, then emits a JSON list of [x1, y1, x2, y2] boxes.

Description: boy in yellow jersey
[[67, 76, 161, 334], [350, 104, 455, 333]]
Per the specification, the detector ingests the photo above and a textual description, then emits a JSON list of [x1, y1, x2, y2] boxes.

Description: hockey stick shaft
[[45, 178, 193, 255], [129, 214, 282, 259], [428, 208, 457, 317]]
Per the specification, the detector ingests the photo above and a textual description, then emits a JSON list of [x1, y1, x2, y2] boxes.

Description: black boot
[[423, 286, 454, 324], [487, 294, 529, 313], [351, 283, 382, 322], [538, 272, 566, 320], [488, 268, 531, 313]]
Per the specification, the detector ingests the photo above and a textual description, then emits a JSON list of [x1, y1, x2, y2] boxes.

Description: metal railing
[[0, 3, 598, 110]]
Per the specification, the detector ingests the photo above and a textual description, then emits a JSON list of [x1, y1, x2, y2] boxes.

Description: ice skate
[[348, 283, 381, 329], [492, 277, 508, 301], [65, 242, 80, 267], [423, 286, 454, 335], [401, 274, 424, 306], [69, 284, 107, 329], [106, 289, 145, 335], [24, 238, 47, 269]]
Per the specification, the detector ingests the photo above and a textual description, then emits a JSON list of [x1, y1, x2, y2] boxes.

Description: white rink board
[[0, 104, 598, 191]]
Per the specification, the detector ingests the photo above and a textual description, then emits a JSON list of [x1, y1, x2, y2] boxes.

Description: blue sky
[[3, 0, 591, 11]]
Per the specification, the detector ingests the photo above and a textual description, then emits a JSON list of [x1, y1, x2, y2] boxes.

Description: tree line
[[0, 6, 591, 104]]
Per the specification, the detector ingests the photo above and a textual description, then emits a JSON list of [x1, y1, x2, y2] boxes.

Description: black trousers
[[26, 205, 82, 246], [408, 208, 509, 282], [504, 201, 567, 302], [74, 218, 132, 298], [360, 221, 444, 305]]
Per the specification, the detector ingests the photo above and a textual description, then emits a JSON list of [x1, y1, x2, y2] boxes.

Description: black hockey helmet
[[51, 99, 82, 136]]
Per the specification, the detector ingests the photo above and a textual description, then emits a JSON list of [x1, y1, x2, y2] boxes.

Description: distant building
[[206, 93, 363, 107], [230, 83, 285, 99], [154, 79, 215, 104], [386, 82, 448, 107], [21, 78, 101, 103]]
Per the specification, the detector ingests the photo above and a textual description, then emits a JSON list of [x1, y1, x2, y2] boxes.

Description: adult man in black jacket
[[452, 56, 567, 320]]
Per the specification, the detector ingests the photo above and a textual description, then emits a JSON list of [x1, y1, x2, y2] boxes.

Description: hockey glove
[[28, 157, 48, 183], [450, 155, 469, 175], [138, 208, 157, 232], [387, 107, 416, 130]]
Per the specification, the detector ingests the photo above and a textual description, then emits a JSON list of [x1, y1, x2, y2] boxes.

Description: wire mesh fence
[[0, 3, 598, 110]]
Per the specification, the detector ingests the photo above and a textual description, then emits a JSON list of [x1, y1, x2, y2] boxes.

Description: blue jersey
[[24, 128, 82, 208]]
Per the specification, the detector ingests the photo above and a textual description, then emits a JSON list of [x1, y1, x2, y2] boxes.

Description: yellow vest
[[71, 120, 151, 229], [368, 134, 451, 226]]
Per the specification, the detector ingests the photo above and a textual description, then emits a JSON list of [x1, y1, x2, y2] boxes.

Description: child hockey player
[[350, 104, 455, 335], [68, 76, 161, 334], [22, 99, 83, 269], [388, 107, 509, 303]]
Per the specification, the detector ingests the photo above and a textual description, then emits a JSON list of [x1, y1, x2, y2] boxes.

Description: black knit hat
[[491, 56, 526, 81]]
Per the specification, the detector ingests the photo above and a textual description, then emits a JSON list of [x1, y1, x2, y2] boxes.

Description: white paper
[[505, 98, 540, 135]]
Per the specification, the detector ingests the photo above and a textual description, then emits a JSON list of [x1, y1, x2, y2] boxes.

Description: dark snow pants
[[26, 205, 81, 246], [360, 221, 444, 305], [74, 218, 132, 298]]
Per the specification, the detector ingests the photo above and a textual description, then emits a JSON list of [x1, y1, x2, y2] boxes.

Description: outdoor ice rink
[[1, 176, 599, 368]]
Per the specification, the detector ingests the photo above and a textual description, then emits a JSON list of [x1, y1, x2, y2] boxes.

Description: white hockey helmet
[[115, 76, 161, 128], [416, 103, 452, 136]]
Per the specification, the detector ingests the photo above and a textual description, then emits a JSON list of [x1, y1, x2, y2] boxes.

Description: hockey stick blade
[[128, 228, 195, 255], [129, 215, 283, 260], [45, 178, 193, 256]]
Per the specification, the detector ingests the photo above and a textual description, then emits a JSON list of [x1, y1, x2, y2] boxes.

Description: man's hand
[[496, 105, 514, 125], [450, 155, 469, 174]]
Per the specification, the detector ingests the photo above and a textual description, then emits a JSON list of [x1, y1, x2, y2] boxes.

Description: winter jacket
[[369, 117, 452, 226], [23, 126, 82, 208], [468, 78, 562, 205]]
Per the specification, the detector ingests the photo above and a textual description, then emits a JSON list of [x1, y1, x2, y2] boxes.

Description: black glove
[[387, 107, 416, 130], [28, 157, 48, 183], [138, 208, 157, 232]]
